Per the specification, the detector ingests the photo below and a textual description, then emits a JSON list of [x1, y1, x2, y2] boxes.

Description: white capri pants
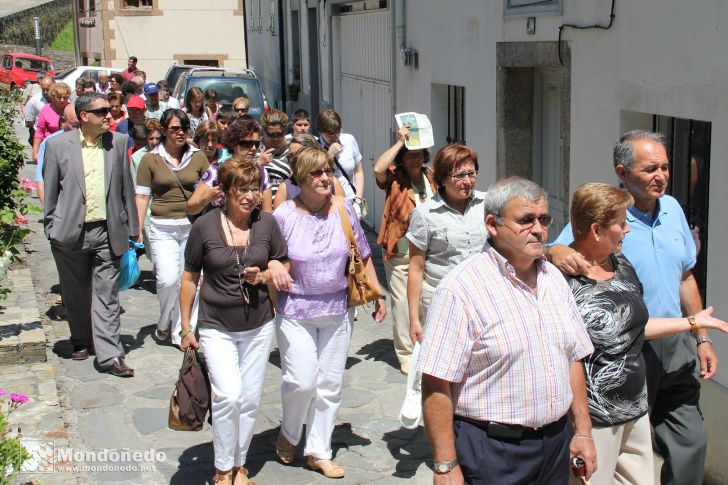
[[200, 321, 275, 471], [149, 218, 198, 344], [276, 309, 353, 460]]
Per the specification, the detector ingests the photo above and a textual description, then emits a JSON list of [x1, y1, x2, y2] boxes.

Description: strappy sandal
[[306, 456, 345, 479], [232, 466, 255, 485], [275, 432, 296, 464], [213, 469, 233, 484]]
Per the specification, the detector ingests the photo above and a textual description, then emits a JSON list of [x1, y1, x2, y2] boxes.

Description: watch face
[[435, 463, 449, 473]]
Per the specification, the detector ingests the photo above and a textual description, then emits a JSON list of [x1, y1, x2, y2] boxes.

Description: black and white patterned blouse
[[565, 253, 650, 427]]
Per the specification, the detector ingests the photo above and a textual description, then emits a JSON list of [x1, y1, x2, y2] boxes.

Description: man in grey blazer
[[43, 92, 140, 377]]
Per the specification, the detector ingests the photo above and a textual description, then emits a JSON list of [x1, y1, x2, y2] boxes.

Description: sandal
[[306, 456, 345, 479], [232, 466, 255, 485], [275, 432, 296, 464], [213, 469, 233, 484]]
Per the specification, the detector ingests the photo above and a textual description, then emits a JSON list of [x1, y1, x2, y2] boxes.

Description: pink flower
[[9, 394, 29, 404], [20, 178, 37, 193], [0, 389, 5, 397], [13, 216, 28, 225]]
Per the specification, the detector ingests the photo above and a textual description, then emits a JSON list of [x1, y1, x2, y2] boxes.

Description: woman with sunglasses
[[135, 109, 209, 346], [373, 126, 435, 375], [179, 156, 290, 485], [187, 118, 273, 218], [32, 82, 71, 163], [273, 146, 386, 479], [259, 109, 291, 199]]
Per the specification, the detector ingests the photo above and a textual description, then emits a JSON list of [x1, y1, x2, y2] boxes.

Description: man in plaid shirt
[[418, 177, 596, 484]]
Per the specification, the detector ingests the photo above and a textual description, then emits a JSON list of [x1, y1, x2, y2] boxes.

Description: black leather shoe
[[72, 345, 90, 361], [102, 357, 134, 378]]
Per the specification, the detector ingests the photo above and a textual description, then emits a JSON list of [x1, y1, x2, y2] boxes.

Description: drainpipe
[[278, 0, 287, 110], [393, 0, 405, 142]]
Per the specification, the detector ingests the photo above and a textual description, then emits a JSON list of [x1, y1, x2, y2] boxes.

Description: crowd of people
[[21, 55, 728, 485]]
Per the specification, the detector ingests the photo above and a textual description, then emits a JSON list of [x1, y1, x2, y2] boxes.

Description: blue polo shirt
[[550, 195, 696, 318]]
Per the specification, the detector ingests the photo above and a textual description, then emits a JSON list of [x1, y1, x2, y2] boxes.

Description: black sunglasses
[[239, 140, 261, 149], [85, 107, 111, 116]]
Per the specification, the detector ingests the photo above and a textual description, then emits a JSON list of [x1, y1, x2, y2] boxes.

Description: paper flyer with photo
[[395, 112, 434, 150]]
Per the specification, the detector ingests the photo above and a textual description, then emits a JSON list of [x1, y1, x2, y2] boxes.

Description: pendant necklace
[[224, 210, 251, 305]]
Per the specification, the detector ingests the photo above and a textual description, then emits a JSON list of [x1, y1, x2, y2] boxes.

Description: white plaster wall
[[108, 0, 247, 82], [400, 1, 728, 479], [395, 1, 501, 189]]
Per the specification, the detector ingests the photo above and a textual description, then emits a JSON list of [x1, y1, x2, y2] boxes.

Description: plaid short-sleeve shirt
[[417, 243, 593, 428]]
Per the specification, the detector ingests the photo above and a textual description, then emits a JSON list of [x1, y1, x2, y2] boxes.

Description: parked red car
[[0, 52, 54, 89]]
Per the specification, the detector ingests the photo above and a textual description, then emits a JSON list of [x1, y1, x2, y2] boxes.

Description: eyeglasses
[[166, 125, 187, 133], [310, 168, 334, 178], [236, 187, 261, 195], [449, 171, 478, 181], [265, 131, 285, 138], [501, 214, 553, 230], [234, 107, 249, 113], [238, 140, 261, 149], [84, 107, 111, 117]]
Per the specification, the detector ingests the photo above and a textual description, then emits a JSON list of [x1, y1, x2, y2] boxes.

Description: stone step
[[0, 267, 47, 365]]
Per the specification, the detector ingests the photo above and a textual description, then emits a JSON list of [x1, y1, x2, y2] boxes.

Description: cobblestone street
[[3, 117, 433, 485]]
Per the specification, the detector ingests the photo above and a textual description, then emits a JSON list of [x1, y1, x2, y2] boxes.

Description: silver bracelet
[[571, 435, 594, 441]]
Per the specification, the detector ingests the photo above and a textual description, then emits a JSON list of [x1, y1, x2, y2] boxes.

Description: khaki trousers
[[383, 252, 413, 371], [570, 413, 654, 485]]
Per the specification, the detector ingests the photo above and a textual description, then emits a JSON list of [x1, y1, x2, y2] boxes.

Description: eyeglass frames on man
[[500, 214, 554, 230]]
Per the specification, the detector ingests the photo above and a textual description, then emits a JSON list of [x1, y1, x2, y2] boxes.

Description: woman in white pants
[[135, 109, 209, 345], [272, 147, 386, 479], [180, 156, 291, 485]]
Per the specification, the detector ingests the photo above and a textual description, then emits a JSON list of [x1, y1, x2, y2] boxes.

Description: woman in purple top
[[273, 146, 387, 479]]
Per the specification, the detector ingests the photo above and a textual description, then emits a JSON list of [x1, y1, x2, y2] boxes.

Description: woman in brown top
[[180, 156, 290, 485], [373, 126, 434, 375], [135, 109, 209, 346]]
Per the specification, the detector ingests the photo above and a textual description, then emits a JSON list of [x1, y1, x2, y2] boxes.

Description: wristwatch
[[695, 335, 713, 346], [434, 460, 458, 474]]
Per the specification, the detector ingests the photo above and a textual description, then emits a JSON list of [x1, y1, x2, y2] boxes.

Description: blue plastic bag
[[118, 240, 144, 291]]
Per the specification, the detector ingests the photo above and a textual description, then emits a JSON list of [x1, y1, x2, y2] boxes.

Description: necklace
[[297, 195, 330, 216], [224, 210, 251, 305]]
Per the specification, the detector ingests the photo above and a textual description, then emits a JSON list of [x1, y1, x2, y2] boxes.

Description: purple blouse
[[273, 198, 371, 319]]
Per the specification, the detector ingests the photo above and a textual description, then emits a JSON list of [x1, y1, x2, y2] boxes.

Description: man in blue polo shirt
[[547, 130, 718, 485]]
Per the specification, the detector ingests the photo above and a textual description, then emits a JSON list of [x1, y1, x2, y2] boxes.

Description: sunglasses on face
[[310, 168, 334, 178], [166, 125, 188, 133], [239, 140, 261, 149], [265, 131, 284, 138], [85, 107, 111, 117], [234, 107, 249, 113]]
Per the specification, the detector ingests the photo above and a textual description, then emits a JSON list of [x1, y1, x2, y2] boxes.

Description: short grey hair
[[75, 92, 108, 119], [484, 176, 548, 219], [613, 130, 668, 170]]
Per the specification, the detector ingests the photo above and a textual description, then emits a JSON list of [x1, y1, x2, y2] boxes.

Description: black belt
[[84, 220, 107, 227], [454, 415, 566, 441]]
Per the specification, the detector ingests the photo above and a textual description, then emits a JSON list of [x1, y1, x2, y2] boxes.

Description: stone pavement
[[5, 116, 434, 484]]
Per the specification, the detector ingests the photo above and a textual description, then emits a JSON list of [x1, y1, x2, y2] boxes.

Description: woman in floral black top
[[564, 183, 728, 485]]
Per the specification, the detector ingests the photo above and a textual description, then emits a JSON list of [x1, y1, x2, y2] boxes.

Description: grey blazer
[[42, 129, 139, 258]]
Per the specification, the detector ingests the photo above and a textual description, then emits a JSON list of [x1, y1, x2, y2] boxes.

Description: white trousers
[[276, 310, 353, 460], [569, 413, 654, 485], [149, 219, 198, 344], [200, 322, 275, 470]]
